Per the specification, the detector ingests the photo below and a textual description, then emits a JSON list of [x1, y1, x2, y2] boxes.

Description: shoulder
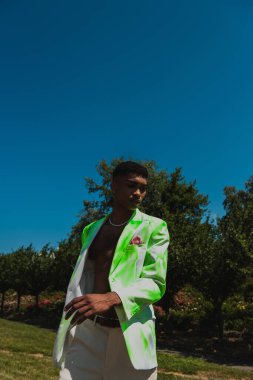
[[139, 211, 168, 232], [139, 211, 170, 247], [81, 216, 105, 242]]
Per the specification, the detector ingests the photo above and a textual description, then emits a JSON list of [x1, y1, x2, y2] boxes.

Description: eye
[[140, 186, 147, 193]]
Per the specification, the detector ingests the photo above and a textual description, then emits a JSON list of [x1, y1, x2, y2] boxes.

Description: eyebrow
[[125, 179, 147, 187]]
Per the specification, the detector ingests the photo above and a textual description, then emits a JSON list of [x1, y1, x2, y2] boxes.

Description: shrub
[[223, 294, 253, 332], [169, 285, 212, 331]]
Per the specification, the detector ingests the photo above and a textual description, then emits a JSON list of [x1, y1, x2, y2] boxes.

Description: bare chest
[[87, 224, 124, 267]]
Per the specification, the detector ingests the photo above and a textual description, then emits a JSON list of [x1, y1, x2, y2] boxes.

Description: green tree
[[60, 158, 123, 282], [221, 176, 253, 262], [150, 168, 209, 311], [70, 158, 210, 315], [0, 254, 12, 313], [26, 243, 55, 310], [10, 245, 34, 311], [192, 176, 253, 339], [50, 238, 81, 292]]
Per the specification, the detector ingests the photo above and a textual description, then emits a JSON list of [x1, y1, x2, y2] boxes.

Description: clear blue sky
[[1, 0, 252, 253]]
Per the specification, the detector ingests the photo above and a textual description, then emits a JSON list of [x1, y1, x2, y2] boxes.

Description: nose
[[133, 188, 141, 197]]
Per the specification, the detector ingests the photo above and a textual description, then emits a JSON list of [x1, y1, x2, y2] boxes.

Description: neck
[[110, 205, 135, 224]]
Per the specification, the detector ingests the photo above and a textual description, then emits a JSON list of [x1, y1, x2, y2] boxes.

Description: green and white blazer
[[53, 208, 170, 370]]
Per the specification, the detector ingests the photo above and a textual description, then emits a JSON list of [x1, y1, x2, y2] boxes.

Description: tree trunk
[[214, 300, 224, 340], [35, 294, 39, 314], [16, 292, 21, 311], [1, 291, 5, 313]]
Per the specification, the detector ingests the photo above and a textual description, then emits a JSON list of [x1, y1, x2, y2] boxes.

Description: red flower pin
[[131, 236, 143, 245]]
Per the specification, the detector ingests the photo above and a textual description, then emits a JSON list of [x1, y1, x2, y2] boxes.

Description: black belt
[[88, 314, 121, 328]]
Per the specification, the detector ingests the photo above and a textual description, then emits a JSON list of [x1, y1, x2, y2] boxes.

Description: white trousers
[[58, 318, 157, 380]]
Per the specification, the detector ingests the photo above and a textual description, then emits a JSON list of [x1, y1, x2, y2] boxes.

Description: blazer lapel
[[69, 209, 144, 287], [82, 216, 108, 252], [69, 215, 108, 289], [109, 208, 144, 276]]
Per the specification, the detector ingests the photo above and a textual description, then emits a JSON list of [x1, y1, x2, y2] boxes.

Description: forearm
[[104, 220, 170, 322], [107, 291, 122, 306], [111, 221, 169, 320], [111, 277, 165, 319]]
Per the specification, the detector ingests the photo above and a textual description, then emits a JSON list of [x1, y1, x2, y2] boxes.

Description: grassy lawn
[[0, 318, 252, 380], [158, 352, 253, 379], [0, 318, 58, 380]]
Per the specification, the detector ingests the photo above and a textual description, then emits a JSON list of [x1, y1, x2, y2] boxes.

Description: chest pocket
[[124, 245, 138, 260], [125, 243, 145, 255], [124, 244, 147, 276], [125, 243, 146, 252]]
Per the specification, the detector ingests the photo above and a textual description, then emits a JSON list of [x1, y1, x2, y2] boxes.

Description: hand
[[64, 292, 121, 325]]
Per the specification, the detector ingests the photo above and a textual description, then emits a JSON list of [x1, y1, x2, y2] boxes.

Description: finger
[[70, 305, 92, 324], [75, 316, 87, 325], [64, 303, 71, 311], [72, 309, 96, 323], [64, 296, 86, 311], [65, 299, 90, 319], [65, 306, 83, 320], [65, 309, 74, 320], [68, 300, 89, 314], [71, 313, 88, 325], [70, 313, 81, 324], [82, 309, 96, 318]]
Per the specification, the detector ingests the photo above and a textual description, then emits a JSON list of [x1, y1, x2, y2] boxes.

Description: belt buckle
[[92, 314, 120, 328]]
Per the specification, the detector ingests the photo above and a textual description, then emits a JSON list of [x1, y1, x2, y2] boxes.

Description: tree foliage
[[25, 243, 55, 309], [70, 158, 210, 312], [190, 176, 253, 338], [0, 254, 12, 312], [0, 158, 252, 340]]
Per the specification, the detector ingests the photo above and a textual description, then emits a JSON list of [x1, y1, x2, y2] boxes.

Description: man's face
[[111, 173, 148, 211]]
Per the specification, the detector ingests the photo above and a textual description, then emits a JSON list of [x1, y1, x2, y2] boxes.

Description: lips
[[130, 198, 141, 204]]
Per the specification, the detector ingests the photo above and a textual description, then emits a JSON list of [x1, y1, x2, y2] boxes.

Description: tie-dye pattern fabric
[[53, 209, 170, 370]]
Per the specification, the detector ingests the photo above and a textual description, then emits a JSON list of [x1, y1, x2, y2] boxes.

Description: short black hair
[[112, 161, 148, 180]]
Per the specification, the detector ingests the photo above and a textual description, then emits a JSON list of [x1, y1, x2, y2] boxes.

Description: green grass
[[0, 318, 55, 355], [0, 318, 252, 380], [0, 318, 58, 380], [158, 352, 253, 379]]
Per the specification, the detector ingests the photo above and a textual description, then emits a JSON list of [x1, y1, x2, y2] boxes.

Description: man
[[53, 161, 170, 380]]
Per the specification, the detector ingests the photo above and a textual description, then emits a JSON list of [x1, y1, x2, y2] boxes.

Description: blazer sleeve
[[113, 220, 170, 320]]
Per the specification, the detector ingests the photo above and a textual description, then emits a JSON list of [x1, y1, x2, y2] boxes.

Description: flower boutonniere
[[130, 236, 143, 245]]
